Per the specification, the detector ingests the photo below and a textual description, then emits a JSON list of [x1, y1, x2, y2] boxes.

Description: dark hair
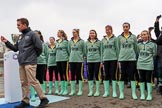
[[88, 29, 98, 40], [123, 22, 130, 28], [58, 30, 68, 40], [105, 25, 113, 32], [73, 29, 80, 36], [105, 25, 112, 29], [35, 30, 44, 42], [137, 34, 141, 39], [49, 37, 55, 41], [17, 18, 29, 27]]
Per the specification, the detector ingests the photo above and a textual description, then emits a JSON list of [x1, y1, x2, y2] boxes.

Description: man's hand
[[157, 15, 161, 20], [156, 15, 161, 22], [1, 36, 8, 43], [148, 27, 154, 32]]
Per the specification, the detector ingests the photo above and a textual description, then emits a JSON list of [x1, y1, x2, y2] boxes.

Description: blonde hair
[[58, 30, 68, 40]]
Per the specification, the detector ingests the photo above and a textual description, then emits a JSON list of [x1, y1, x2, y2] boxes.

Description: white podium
[[4, 51, 22, 103]]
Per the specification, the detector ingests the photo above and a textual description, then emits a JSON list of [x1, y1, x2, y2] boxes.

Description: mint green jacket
[[117, 32, 138, 61], [69, 38, 85, 62], [37, 42, 48, 64], [56, 39, 69, 62], [137, 41, 157, 70], [85, 39, 101, 63], [47, 45, 57, 66], [101, 35, 118, 61]]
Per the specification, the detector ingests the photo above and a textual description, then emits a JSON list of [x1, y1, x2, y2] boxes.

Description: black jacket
[[154, 22, 162, 57], [156, 31, 162, 45], [5, 27, 42, 65]]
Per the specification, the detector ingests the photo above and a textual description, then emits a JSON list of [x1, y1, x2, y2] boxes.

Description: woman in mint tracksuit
[[56, 30, 69, 95], [30, 30, 48, 101], [101, 25, 118, 98], [137, 30, 157, 101], [85, 29, 102, 97], [117, 22, 138, 100], [47, 37, 59, 95], [68, 29, 85, 96]]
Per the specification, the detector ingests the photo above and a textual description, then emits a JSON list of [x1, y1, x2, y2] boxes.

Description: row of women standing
[[31, 22, 157, 101]]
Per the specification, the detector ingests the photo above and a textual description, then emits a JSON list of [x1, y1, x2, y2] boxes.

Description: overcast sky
[[0, 0, 162, 42]]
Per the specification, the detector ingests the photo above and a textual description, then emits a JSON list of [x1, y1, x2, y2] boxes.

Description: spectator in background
[[154, 15, 162, 95], [137, 34, 142, 43], [0, 41, 6, 76], [0, 41, 7, 58]]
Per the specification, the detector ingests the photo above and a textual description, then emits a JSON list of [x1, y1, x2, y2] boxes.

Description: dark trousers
[[36, 64, 47, 84], [139, 70, 152, 83], [135, 69, 140, 82], [57, 61, 68, 81], [88, 62, 100, 81], [69, 62, 82, 81], [44, 70, 47, 81], [103, 60, 117, 81], [48, 66, 59, 81], [100, 66, 104, 83], [119, 61, 136, 81], [158, 56, 162, 79]]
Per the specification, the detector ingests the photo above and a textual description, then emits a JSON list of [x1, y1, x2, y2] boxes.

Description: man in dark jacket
[[1, 18, 49, 108], [154, 15, 162, 95]]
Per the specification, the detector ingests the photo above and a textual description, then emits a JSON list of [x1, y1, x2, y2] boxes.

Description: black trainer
[[14, 101, 30, 108], [38, 98, 49, 108]]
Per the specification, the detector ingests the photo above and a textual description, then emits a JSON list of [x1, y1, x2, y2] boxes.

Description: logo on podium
[[13, 54, 18, 60]]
